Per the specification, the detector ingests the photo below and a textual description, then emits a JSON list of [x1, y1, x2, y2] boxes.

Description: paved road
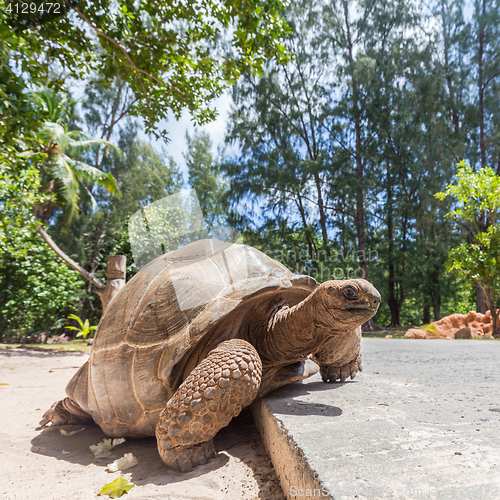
[[253, 338, 500, 500]]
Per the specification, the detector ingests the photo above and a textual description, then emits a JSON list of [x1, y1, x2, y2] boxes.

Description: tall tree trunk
[[441, 0, 460, 134], [422, 300, 431, 324], [476, 282, 488, 313], [342, 0, 368, 281], [0, 311, 4, 342], [433, 302, 441, 322], [478, 0, 486, 169], [482, 286, 499, 338], [386, 179, 400, 326]]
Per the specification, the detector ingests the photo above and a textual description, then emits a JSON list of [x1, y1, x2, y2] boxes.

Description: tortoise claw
[[320, 354, 362, 384]]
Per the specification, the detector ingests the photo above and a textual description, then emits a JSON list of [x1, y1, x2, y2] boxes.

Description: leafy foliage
[[436, 161, 500, 336], [65, 313, 97, 340], [98, 476, 135, 498], [0, 234, 82, 335], [5, 0, 291, 139]]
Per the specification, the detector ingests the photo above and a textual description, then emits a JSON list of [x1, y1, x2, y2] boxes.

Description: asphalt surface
[[252, 338, 500, 500]]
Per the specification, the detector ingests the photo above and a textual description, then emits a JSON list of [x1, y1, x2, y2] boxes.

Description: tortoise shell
[[66, 239, 316, 436]]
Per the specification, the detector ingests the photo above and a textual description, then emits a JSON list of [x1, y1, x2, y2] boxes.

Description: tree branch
[[37, 225, 105, 289]]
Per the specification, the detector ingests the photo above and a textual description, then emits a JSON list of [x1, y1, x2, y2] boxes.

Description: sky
[[144, 92, 234, 181]]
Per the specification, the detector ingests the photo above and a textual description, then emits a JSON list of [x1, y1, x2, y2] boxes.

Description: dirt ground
[[0, 348, 285, 500]]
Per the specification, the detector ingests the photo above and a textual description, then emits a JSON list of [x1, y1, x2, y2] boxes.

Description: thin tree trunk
[[313, 172, 329, 248], [37, 226, 126, 313], [295, 196, 316, 260], [96, 256, 127, 312], [37, 226, 105, 289], [79, 295, 91, 323]]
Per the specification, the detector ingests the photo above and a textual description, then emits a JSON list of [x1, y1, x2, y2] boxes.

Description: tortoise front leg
[[312, 326, 362, 383], [156, 339, 262, 472]]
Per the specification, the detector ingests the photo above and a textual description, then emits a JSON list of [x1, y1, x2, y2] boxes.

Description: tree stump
[[97, 256, 127, 312]]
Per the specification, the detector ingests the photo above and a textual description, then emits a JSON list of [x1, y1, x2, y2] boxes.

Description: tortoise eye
[[343, 287, 358, 299]]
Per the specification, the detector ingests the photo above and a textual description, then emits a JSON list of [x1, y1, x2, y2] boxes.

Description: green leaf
[[67, 314, 84, 328], [422, 323, 437, 333], [98, 477, 135, 498]]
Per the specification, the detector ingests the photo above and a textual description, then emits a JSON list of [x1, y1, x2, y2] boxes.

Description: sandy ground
[[0, 348, 285, 500]]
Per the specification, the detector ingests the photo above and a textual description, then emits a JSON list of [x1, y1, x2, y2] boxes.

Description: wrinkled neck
[[255, 291, 329, 365]]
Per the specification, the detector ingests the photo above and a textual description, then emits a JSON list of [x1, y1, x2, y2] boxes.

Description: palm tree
[[30, 87, 121, 223], [18, 87, 125, 305]]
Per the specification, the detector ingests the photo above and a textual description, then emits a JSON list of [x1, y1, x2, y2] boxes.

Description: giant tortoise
[[41, 239, 380, 472]]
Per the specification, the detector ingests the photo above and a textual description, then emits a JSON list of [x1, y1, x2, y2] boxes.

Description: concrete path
[[252, 339, 500, 500]]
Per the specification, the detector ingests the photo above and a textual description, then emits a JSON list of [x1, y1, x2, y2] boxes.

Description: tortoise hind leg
[[39, 397, 93, 427], [156, 339, 262, 472]]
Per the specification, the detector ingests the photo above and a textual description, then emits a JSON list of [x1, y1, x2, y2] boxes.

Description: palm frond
[[32, 87, 76, 124], [70, 160, 121, 196], [67, 134, 123, 158], [42, 122, 69, 152], [46, 154, 81, 220]]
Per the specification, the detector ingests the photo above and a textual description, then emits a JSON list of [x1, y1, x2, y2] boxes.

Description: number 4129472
[[7, 3, 62, 14]]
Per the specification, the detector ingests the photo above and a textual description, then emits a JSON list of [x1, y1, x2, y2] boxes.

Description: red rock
[[404, 311, 500, 339]]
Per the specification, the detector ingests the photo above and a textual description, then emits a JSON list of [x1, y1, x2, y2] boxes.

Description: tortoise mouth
[[344, 306, 377, 315]]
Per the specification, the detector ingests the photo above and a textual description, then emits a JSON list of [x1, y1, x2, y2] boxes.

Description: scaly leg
[[312, 326, 362, 383], [156, 339, 262, 472]]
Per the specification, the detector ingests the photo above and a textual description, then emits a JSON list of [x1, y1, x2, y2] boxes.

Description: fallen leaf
[[98, 477, 135, 498], [106, 453, 138, 473], [91, 438, 126, 458], [60, 428, 85, 437]]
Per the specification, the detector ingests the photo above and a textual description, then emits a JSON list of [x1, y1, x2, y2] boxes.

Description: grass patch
[[0, 339, 91, 353], [362, 326, 407, 339]]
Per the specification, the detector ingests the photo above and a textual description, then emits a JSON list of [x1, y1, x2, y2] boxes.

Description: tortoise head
[[313, 279, 380, 327]]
